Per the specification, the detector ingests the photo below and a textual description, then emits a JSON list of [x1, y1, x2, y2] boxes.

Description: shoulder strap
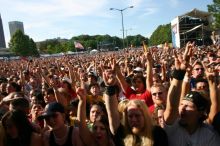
[[63, 126, 73, 146], [49, 130, 58, 146]]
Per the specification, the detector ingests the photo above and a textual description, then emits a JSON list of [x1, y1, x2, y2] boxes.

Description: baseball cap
[[38, 102, 65, 120], [133, 67, 144, 72], [182, 91, 208, 111], [88, 71, 97, 77]]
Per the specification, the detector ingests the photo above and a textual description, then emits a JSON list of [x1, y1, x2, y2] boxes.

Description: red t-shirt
[[69, 89, 77, 100], [124, 87, 153, 107], [148, 105, 155, 113]]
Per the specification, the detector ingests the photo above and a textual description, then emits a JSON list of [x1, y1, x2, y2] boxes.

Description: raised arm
[[146, 52, 153, 91], [164, 42, 191, 125], [77, 85, 96, 146], [115, 59, 129, 93], [203, 62, 219, 124], [103, 67, 120, 135], [180, 67, 191, 100]]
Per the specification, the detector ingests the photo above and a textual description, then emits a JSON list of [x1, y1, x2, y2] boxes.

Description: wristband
[[105, 86, 117, 96], [172, 69, 186, 80]]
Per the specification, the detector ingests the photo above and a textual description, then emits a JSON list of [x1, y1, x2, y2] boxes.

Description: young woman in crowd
[[77, 85, 115, 146], [102, 64, 168, 146], [1, 110, 42, 146]]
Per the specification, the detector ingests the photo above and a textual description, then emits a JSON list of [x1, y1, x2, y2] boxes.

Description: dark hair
[[10, 82, 21, 92], [132, 76, 146, 89], [10, 98, 30, 110], [89, 83, 100, 90], [93, 115, 112, 144], [2, 110, 36, 146], [195, 78, 208, 85], [62, 80, 72, 90], [86, 101, 107, 120], [46, 88, 55, 95], [31, 92, 46, 107]]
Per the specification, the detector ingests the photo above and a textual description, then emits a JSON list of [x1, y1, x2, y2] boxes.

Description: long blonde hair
[[124, 99, 154, 146]]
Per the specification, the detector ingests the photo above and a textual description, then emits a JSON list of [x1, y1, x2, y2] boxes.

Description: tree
[[127, 34, 147, 47], [9, 30, 39, 56], [29, 38, 39, 56], [208, 0, 220, 29], [149, 23, 172, 46]]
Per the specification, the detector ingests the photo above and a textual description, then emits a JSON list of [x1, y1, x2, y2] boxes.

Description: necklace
[[53, 125, 69, 142]]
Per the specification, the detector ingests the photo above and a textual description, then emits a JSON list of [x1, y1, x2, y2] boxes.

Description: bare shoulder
[[42, 130, 51, 146], [72, 127, 84, 146], [31, 132, 43, 146]]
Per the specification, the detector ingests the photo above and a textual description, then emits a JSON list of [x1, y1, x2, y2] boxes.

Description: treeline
[[37, 34, 149, 54], [9, 25, 172, 56]]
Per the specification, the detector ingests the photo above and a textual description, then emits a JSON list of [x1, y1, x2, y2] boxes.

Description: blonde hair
[[124, 99, 154, 146], [118, 99, 129, 126], [150, 83, 165, 92]]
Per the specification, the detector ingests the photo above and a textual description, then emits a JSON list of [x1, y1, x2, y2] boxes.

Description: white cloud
[[137, 7, 158, 18]]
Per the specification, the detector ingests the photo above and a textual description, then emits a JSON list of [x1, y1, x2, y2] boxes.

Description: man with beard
[[163, 42, 220, 146]]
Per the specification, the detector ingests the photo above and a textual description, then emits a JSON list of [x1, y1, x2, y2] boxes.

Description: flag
[[74, 41, 84, 50]]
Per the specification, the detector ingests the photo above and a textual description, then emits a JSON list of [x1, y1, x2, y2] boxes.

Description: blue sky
[[0, 0, 213, 45]]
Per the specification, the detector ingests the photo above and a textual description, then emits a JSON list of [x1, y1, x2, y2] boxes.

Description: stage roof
[[180, 8, 212, 20]]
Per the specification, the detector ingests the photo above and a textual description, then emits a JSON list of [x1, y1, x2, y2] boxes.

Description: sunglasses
[[194, 68, 204, 71], [152, 92, 163, 96]]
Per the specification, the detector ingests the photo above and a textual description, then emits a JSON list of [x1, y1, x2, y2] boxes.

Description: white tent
[[90, 49, 99, 54]]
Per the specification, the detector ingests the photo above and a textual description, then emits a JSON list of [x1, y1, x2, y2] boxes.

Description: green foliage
[[127, 34, 148, 47], [37, 34, 148, 54], [9, 30, 39, 57], [208, 0, 220, 29], [149, 23, 172, 46]]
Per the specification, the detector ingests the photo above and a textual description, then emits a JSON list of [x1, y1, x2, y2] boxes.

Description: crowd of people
[[0, 41, 220, 146]]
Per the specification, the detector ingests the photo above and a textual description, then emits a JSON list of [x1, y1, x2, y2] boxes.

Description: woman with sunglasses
[[39, 102, 83, 146]]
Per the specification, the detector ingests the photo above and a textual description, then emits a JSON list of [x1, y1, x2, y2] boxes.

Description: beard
[[178, 119, 188, 128]]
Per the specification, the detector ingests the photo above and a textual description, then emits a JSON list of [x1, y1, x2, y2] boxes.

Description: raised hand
[[202, 61, 216, 82], [173, 49, 188, 71], [76, 87, 87, 101], [111, 58, 120, 75], [103, 70, 117, 86], [145, 51, 153, 63]]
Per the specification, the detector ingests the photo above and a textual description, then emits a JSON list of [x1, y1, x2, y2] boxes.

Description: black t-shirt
[[49, 126, 73, 146], [113, 124, 168, 146]]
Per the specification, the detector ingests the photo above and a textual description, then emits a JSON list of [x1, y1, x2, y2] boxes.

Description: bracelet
[[172, 69, 186, 80], [105, 86, 117, 96]]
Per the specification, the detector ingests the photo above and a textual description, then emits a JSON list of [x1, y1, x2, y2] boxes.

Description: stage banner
[[171, 17, 180, 48]]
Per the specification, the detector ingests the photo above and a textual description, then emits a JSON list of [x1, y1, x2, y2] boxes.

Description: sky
[[0, 0, 213, 46]]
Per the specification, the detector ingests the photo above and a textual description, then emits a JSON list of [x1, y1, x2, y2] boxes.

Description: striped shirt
[[164, 120, 220, 146]]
